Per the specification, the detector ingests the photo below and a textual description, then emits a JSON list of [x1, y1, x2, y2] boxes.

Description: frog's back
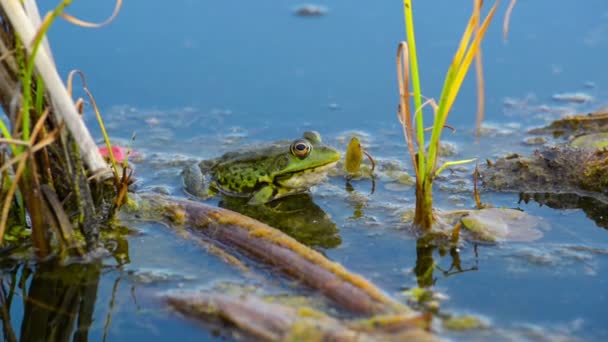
[[206, 143, 287, 195]]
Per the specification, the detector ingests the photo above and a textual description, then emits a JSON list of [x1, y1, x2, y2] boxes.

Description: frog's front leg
[[182, 163, 212, 199], [247, 185, 276, 205]]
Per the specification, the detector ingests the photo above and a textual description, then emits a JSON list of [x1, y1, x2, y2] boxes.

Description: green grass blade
[[35, 75, 45, 114], [435, 158, 477, 177], [426, 2, 497, 176], [403, 0, 425, 181]]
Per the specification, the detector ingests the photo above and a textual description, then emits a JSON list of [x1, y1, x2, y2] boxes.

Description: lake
[[4, 1, 608, 341]]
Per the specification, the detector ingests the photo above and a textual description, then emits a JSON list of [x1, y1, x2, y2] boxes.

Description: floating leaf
[[461, 208, 544, 243]]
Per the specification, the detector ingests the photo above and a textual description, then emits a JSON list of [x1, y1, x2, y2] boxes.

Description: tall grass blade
[[403, 0, 425, 178], [426, 2, 498, 175]]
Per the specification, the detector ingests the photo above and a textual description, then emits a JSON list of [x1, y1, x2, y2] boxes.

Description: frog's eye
[[290, 139, 312, 159]]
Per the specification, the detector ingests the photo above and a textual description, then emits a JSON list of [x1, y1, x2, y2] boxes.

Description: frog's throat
[[276, 161, 337, 189]]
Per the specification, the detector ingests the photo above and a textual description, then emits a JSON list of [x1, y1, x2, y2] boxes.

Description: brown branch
[[140, 194, 410, 316], [166, 292, 436, 342]]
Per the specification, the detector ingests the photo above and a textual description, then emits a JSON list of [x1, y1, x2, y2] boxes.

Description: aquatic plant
[[0, 0, 123, 256], [397, 0, 497, 230]]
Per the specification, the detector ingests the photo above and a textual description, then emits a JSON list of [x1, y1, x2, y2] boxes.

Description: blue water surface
[[4, 1, 608, 341]]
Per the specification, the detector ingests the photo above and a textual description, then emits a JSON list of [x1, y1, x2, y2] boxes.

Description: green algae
[[443, 315, 485, 331], [570, 132, 608, 149]]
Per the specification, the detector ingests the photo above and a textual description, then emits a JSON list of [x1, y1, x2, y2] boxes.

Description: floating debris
[[583, 81, 596, 89], [436, 141, 458, 157], [522, 136, 548, 146], [483, 147, 608, 196], [294, 4, 328, 17], [328, 102, 340, 110], [552, 92, 594, 104], [528, 110, 608, 137], [126, 268, 196, 284], [460, 208, 545, 243]]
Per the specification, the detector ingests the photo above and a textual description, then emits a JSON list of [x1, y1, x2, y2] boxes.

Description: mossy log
[[138, 194, 411, 316]]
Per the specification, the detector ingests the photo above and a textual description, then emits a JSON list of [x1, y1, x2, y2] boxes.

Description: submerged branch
[[139, 194, 410, 316], [166, 292, 436, 342]]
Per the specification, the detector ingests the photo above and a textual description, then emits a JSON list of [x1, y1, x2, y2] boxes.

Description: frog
[[182, 131, 341, 205]]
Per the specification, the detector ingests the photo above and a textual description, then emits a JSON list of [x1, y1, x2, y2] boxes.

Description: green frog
[[182, 131, 340, 205]]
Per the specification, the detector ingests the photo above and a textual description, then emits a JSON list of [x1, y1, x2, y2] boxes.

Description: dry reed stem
[[0, 139, 30, 146], [60, 0, 122, 28], [473, 163, 482, 209], [503, 0, 517, 41], [0, 114, 59, 243], [396, 42, 419, 180], [40, 184, 83, 255], [0, 156, 27, 244], [0, 0, 108, 174]]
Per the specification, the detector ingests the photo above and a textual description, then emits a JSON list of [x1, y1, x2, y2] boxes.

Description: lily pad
[[461, 208, 544, 243], [570, 132, 608, 149]]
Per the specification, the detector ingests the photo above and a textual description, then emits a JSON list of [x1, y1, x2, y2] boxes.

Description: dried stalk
[[0, 0, 108, 174]]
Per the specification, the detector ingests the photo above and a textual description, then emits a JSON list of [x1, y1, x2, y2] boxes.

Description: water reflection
[[0, 227, 131, 341], [519, 192, 608, 229], [0, 260, 104, 342], [219, 193, 341, 248], [414, 235, 478, 288], [22, 262, 102, 342]]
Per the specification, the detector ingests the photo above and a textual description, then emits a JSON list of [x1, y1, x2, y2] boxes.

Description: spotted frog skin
[[183, 131, 340, 205]]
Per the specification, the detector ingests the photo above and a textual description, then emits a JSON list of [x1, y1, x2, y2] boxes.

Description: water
[[4, 0, 608, 340]]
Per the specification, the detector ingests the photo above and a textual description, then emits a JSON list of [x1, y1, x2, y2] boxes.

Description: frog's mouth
[[275, 161, 337, 189]]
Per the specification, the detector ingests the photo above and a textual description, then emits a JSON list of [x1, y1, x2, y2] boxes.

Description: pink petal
[[98, 146, 132, 163]]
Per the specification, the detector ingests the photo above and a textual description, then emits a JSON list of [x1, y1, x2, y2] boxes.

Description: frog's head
[[272, 131, 340, 189]]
